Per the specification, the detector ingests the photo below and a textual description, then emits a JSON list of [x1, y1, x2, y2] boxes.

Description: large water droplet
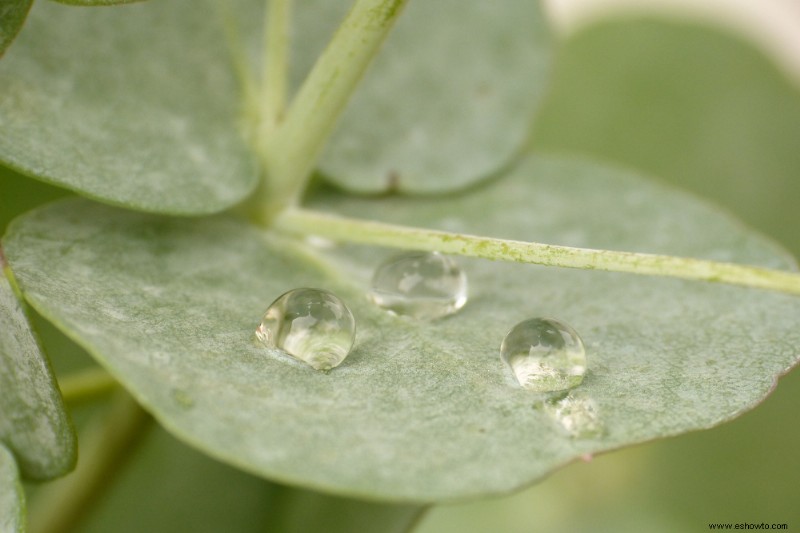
[[368, 251, 467, 319], [500, 317, 586, 392], [544, 392, 602, 438], [256, 288, 355, 371]]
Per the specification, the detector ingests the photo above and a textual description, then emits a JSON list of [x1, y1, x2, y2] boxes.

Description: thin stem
[[276, 208, 800, 296], [216, 1, 259, 116], [28, 392, 150, 533], [249, 0, 409, 223], [58, 367, 118, 406], [260, 0, 292, 133]]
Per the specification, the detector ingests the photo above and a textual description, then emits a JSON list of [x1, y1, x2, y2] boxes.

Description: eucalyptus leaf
[[0, 0, 32, 57], [4, 154, 799, 501], [0, 255, 76, 480], [297, 0, 552, 193], [0, 0, 256, 215], [0, 444, 25, 533]]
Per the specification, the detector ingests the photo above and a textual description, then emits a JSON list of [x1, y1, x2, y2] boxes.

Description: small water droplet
[[544, 392, 603, 438], [500, 317, 586, 392], [368, 251, 467, 319], [256, 288, 355, 371]]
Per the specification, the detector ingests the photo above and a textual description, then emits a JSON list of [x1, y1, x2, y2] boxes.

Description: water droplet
[[256, 288, 355, 371], [368, 251, 467, 319], [500, 317, 586, 392], [544, 392, 603, 438]]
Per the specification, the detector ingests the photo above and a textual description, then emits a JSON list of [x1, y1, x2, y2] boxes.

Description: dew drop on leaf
[[543, 392, 603, 439], [255, 289, 356, 371], [368, 251, 467, 319], [500, 318, 586, 392]]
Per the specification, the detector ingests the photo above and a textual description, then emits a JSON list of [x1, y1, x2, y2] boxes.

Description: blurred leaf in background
[[532, 15, 800, 253]]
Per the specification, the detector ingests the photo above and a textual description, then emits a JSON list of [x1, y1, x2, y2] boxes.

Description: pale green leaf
[[298, 0, 552, 193], [4, 154, 799, 501], [0, 256, 76, 480], [0, 0, 256, 215], [0, 0, 32, 57], [0, 444, 25, 533]]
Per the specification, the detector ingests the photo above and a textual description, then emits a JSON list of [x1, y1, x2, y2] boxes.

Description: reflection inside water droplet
[[368, 251, 467, 319], [500, 317, 586, 392], [544, 392, 603, 438], [256, 288, 355, 371]]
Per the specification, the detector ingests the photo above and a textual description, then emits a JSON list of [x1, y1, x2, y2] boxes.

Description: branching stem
[[260, 0, 292, 134], [248, 0, 409, 223], [276, 208, 800, 296], [217, 1, 259, 115]]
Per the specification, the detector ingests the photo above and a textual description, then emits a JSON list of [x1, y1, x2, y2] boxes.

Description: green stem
[[250, 0, 409, 223], [216, 1, 259, 117], [58, 367, 118, 406], [28, 392, 150, 533], [260, 0, 292, 133], [276, 208, 800, 296]]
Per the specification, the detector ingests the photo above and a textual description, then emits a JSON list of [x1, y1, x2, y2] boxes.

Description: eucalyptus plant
[[1, 0, 799, 532]]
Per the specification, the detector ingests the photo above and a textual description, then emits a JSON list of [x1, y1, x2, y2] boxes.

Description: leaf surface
[[0, 0, 256, 214], [296, 0, 552, 193], [0, 0, 32, 57], [0, 256, 76, 480], [4, 154, 800, 501], [0, 444, 25, 533]]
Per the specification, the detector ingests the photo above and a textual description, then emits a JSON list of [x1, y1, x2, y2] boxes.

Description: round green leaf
[[0, 259, 76, 480], [0, 444, 25, 533], [0, 0, 32, 57], [4, 155, 799, 501], [0, 0, 256, 215], [300, 0, 552, 193]]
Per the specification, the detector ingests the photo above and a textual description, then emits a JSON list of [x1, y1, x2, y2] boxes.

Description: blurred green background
[[2, 12, 799, 533]]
